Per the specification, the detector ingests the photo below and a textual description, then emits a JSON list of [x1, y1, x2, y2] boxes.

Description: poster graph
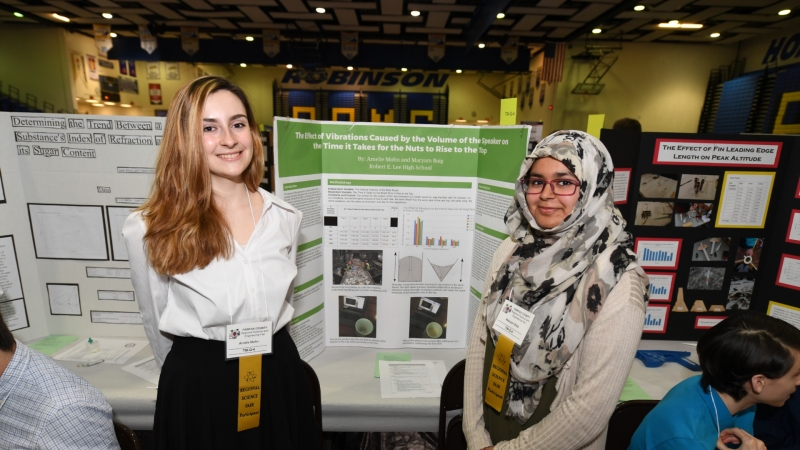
[[406, 213, 471, 247]]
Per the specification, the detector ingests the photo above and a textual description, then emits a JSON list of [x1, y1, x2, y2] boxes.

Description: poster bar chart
[[642, 248, 674, 262], [644, 313, 663, 327], [650, 285, 667, 295]]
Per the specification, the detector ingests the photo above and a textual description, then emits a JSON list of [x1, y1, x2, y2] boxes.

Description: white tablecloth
[[43, 339, 698, 431]]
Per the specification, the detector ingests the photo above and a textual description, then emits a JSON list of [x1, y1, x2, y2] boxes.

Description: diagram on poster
[[397, 253, 423, 282], [776, 254, 800, 291], [427, 258, 460, 282], [0, 235, 23, 301], [47, 283, 81, 316], [28, 204, 108, 260], [716, 172, 774, 228], [107, 206, 133, 261]]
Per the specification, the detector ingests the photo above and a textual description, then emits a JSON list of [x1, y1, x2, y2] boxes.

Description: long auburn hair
[[139, 76, 264, 275]]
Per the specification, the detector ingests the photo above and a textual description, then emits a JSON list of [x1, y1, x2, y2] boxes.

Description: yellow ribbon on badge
[[485, 334, 514, 412], [237, 355, 262, 432]]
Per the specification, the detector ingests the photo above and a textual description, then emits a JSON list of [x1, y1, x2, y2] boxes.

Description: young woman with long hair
[[123, 76, 318, 448]]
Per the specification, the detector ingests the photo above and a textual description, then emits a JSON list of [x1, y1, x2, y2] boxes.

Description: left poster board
[[0, 113, 164, 338]]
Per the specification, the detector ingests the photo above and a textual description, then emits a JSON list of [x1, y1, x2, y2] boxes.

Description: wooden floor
[[639, 174, 678, 198], [678, 175, 718, 200]]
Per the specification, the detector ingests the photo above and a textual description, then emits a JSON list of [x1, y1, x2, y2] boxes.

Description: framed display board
[[608, 131, 800, 341]]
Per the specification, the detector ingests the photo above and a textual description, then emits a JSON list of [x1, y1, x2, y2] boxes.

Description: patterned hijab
[[485, 130, 649, 424]]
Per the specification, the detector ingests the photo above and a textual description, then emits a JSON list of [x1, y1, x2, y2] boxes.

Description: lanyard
[[223, 186, 269, 325]]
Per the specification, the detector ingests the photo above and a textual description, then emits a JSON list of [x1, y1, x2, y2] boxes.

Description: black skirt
[[154, 328, 319, 449]]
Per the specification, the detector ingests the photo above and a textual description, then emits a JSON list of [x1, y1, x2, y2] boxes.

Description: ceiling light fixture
[[102, 12, 113, 19], [478, 42, 485, 48], [110, 32, 117, 38], [13, 12, 23, 17], [778, 9, 790, 15], [634, 5, 645, 11], [52, 13, 70, 22], [496, 12, 505, 19], [240, 63, 247, 67], [91, 103, 104, 107], [286, 64, 293, 69], [658, 22, 703, 28], [710, 32, 720, 37], [120, 103, 132, 108], [456, 69, 462, 73], [410, 10, 420, 17], [316, 7, 325, 13], [455, 118, 466, 122], [245, 36, 254, 41], [86, 99, 98, 103], [401, 68, 408, 72], [104, 101, 115, 105], [347, 66, 354, 70], [477, 119, 489, 123], [592, 28, 602, 34]]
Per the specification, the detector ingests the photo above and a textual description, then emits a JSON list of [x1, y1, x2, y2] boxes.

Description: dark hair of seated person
[[0, 308, 16, 352], [612, 117, 642, 132], [698, 311, 800, 401]]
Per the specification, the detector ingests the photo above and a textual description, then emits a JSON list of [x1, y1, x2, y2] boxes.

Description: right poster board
[[603, 131, 800, 340]]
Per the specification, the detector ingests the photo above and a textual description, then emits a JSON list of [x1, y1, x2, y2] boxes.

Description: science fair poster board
[[0, 113, 164, 341], [274, 118, 528, 359], [624, 132, 800, 340]]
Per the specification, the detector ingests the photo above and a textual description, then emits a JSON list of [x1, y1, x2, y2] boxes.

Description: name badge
[[226, 321, 273, 360], [491, 300, 535, 346]]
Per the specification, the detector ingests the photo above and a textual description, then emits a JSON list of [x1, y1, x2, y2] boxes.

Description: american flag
[[542, 42, 566, 83]]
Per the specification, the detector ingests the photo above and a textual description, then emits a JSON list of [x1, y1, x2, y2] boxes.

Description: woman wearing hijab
[[463, 130, 650, 450]]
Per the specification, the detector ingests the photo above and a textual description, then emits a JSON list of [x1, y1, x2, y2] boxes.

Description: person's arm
[[495, 271, 646, 450], [39, 401, 120, 449], [463, 239, 517, 450], [122, 213, 172, 367], [718, 428, 767, 450]]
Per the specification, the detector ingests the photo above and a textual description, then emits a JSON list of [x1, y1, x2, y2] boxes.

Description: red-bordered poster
[[786, 209, 800, 245], [643, 304, 669, 333], [634, 238, 682, 271], [776, 254, 800, 292], [653, 139, 781, 168], [695, 316, 726, 330], [644, 272, 675, 302]]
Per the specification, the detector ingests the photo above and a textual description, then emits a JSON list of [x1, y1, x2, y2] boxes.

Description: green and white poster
[[275, 118, 529, 359]]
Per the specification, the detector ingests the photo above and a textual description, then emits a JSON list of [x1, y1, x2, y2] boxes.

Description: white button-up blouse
[[123, 189, 302, 367]]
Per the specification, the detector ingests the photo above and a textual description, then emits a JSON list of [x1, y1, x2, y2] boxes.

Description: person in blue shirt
[[754, 390, 800, 450], [630, 312, 800, 450]]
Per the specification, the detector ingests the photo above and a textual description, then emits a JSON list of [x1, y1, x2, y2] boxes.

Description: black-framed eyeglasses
[[520, 177, 580, 196]]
